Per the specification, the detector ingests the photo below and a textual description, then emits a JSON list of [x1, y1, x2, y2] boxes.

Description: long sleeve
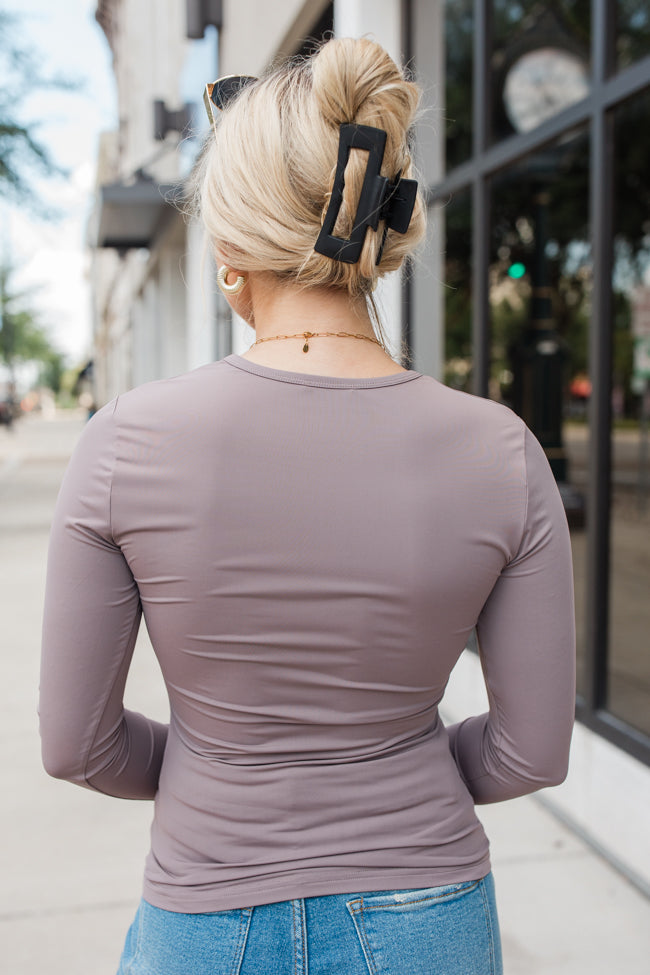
[[446, 425, 576, 803], [39, 399, 167, 799]]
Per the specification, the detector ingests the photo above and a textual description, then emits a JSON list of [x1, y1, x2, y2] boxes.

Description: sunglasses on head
[[203, 75, 258, 132]]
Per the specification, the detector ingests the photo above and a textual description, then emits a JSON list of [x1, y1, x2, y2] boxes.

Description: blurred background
[[1, 1, 648, 973]]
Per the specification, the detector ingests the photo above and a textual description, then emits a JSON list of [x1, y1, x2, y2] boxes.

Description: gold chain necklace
[[252, 330, 384, 354]]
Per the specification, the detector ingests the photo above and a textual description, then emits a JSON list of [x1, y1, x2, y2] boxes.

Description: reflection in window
[[608, 87, 650, 737], [491, 0, 590, 143], [489, 129, 590, 692], [616, 1, 650, 71], [445, 0, 473, 169], [442, 189, 472, 391]]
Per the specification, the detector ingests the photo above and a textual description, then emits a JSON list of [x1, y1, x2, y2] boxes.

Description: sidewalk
[[2, 411, 648, 974]]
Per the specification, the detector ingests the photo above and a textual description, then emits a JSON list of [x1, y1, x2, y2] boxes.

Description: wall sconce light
[[153, 100, 194, 141], [186, 0, 222, 39]]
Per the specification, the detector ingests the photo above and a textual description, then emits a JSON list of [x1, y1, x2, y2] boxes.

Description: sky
[[2, 0, 117, 364]]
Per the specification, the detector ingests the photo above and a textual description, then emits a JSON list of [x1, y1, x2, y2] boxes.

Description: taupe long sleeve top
[[39, 354, 575, 912]]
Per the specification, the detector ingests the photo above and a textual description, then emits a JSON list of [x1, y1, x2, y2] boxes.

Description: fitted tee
[[39, 353, 576, 913]]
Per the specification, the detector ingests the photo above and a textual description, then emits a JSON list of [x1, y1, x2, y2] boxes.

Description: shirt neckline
[[223, 354, 422, 389]]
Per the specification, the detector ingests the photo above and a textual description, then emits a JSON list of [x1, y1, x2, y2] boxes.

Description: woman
[[39, 37, 575, 975]]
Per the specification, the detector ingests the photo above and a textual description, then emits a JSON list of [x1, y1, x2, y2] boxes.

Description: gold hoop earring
[[217, 265, 247, 295]]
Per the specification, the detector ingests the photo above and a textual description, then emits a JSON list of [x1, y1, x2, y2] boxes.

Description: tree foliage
[[0, 9, 77, 213], [0, 264, 65, 391]]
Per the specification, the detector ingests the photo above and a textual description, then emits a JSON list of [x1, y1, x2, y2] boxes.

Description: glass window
[[445, 0, 473, 169], [616, 2, 650, 71], [489, 129, 590, 692], [443, 188, 473, 391], [491, 0, 591, 143], [607, 87, 650, 737]]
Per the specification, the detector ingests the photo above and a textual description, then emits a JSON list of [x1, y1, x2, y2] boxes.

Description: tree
[[0, 9, 76, 213], [0, 264, 65, 390]]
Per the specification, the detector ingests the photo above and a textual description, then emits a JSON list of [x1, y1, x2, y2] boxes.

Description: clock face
[[503, 47, 589, 133]]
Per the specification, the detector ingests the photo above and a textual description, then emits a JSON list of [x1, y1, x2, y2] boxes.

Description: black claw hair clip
[[203, 75, 258, 132], [314, 123, 418, 265]]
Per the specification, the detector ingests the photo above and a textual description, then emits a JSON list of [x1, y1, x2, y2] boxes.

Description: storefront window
[[442, 188, 472, 392], [491, 0, 591, 144], [607, 87, 650, 737], [616, 2, 650, 71], [488, 129, 590, 691], [445, 0, 473, 169], [414, 0, 650, 759]]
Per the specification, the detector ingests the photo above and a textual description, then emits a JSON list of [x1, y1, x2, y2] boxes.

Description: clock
[[503, 47, 589, 134]]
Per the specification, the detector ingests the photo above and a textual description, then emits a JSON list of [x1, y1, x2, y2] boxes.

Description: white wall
[[159, 243, 187, 378], [113, 0, 188, 182], [334, 0, 401, 63], [186, 219, 218, 370], [220, 0, 328, 75], [410, 0, 445, 380], [132, 273, 160, 387]]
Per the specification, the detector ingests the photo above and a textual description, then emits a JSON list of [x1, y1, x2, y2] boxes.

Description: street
[[1, 412, 647, 974]]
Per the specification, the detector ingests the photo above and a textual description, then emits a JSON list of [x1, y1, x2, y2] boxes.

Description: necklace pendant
[[302, 332, 312, 353]]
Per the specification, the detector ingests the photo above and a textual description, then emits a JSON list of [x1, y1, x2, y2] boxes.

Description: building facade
[[91, 0, 650, 892]]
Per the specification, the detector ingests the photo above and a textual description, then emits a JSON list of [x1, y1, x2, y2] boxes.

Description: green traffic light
[[507, 262, 526, 279]]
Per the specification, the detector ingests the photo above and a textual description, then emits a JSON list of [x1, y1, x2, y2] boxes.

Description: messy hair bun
[[195, 36, 425, 302]]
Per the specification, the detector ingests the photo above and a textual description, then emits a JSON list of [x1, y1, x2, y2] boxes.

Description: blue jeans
[[117, 873, 502, 975]]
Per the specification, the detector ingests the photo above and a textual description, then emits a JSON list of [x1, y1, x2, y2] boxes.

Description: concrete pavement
[[1, 411, 648, 974]]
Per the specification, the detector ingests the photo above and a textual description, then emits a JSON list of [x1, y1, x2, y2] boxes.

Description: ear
[[216, 265, 254, 325]]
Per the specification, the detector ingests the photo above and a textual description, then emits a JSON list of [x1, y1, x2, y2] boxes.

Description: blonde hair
[[193, 37, 426, 336]]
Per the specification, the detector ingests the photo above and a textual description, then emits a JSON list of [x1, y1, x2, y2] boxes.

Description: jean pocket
[[118, 899, 252, 975], [345, 877, 501, 975]]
